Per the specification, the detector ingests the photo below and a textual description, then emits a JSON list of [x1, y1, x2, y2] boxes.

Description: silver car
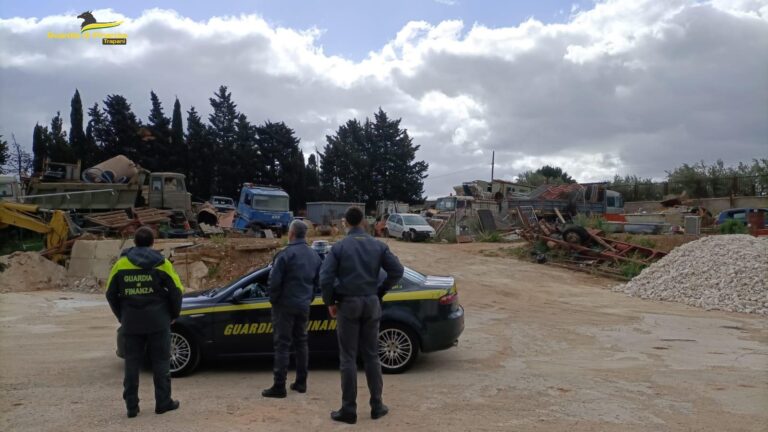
[[385, 213, 436, 241]]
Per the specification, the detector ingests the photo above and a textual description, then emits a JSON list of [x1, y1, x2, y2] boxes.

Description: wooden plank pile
[[85, 207, 173, 229]]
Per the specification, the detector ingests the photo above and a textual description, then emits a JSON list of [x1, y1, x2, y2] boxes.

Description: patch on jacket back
[[124, 287, 154, 295]]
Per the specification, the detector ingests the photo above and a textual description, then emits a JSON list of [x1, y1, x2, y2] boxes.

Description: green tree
[[255, 121, 305, 210], [186, 107, 214, 199], [170, 97, 186, 176], [0, 135, 9, 173], [305, 153, 320, 203], [102, 94, 142, 163], [369, 109, 427, 205], [516, 170, 547, 187], [319, 109, 428, 207], [48, 112, 75, 163], [666, 161, 709, 198], [4, 134, 33, 177], [608, 174, 657, 201], [232, 113, 261, 190], [517, 165, 576, 187], [32, 123, 51, 173], [69, 89, 87, 166], [145, 91, 171, 172], [319, 119, 366, 202], [208, 85, 239, 195], [85, 102, 108, 165]]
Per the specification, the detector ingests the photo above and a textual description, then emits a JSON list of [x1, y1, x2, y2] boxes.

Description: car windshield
[[378, 266, 426, 290], [251, 195, 289, 211], [402, 215, 428, 225], [403, 267, 427, 284]]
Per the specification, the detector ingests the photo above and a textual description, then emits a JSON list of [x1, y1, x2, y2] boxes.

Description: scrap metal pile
[[516, 206, 668, 279]]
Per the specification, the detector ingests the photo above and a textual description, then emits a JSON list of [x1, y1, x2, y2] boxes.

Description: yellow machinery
[[0, 201, 74, 262]]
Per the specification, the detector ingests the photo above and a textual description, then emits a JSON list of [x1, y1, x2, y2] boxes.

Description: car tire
[[378, 323, 419, 374], [403, 231, 412, 242], [561, 225, 590, 246], [170, 329, 200, 377]]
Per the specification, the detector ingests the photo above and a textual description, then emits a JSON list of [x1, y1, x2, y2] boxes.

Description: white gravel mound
[[615, 235, 768, 315]]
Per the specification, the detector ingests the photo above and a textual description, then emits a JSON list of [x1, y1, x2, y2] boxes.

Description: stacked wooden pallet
[[85, 208, 172, 229]]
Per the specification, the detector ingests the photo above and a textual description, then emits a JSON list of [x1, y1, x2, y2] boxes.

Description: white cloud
[[1, 0, 766, 198]]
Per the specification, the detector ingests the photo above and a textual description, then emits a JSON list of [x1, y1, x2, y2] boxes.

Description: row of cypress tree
[[25, 86, 428, 211]]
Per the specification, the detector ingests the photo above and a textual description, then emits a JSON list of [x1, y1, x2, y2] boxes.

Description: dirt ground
[[1, 239, 766, 432]]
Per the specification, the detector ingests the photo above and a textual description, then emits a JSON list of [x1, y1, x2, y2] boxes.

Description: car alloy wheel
[[170, 332, 192, 374], [378, 325, 419, 373]]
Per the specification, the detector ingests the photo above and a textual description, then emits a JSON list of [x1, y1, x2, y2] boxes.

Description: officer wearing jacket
[[262, 220, 322, 398], [106, 227, 183, 418], [320, 207, 404, 424]]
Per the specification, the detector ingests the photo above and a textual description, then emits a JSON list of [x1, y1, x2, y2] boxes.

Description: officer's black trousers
[[123, 328, 172, 410], [336, 295, 384, 414], [271, 306, 309, 386]]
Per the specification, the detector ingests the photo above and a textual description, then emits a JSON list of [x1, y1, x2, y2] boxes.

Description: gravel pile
[[615, 235, 768, 315]]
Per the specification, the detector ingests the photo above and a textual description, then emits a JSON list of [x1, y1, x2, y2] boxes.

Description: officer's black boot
[[262, 383, 287, 398], [127, 406, 140, 418], [331, 409, 357, 424], [371, 404, 389, 419], [290, 373, 307, 393], [289, 381, 307, 393], [155, 400, 179, 414]]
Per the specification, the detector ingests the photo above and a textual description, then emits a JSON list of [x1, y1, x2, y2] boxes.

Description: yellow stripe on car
[[180, 288, 451, 316]]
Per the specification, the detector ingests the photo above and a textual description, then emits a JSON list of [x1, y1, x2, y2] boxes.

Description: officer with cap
[[320, 206, 404, 424], [106, 226, 183, 418], [262, 220, 322, 398]]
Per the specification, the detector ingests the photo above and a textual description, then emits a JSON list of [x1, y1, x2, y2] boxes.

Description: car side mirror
[[231, 287, 248, 303]]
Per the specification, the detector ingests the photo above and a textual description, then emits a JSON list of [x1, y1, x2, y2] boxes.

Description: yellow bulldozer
[[1, 176, 77, 263]]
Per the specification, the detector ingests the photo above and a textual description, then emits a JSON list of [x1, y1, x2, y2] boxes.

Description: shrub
[[620, 261, 646, 279], [719, 219, 748, 234], [635, 237, 657, 249], [573, 214, 607, 231], [479, 231, 503, 242]]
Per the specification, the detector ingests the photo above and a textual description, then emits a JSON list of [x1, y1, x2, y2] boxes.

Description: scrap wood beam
[[538, 234, 659, 266]]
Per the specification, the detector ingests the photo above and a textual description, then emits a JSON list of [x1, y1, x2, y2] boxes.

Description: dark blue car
[[117, 265, 464, 376]]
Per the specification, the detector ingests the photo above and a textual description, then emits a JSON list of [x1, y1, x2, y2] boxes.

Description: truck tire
[[562, 225, 591, 246]]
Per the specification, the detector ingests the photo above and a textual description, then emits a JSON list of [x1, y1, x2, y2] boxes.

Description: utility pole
[[491, 150, 495, 183]]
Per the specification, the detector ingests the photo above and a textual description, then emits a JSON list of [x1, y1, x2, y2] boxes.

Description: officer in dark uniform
[[262, 220, 322, 398], [106, 226, 184, 418], [320, 207, 404, 424]]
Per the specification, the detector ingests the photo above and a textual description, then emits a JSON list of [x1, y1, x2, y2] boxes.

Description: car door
[[387, 215, 402, 238], [212, 274, 274, 356], [307, 288, 338, 353], [385, 215, 394, 237]]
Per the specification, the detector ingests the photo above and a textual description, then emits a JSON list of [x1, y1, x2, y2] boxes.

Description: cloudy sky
[[1, 0, 766, 198]]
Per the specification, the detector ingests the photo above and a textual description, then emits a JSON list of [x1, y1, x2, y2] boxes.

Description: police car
[[117, 264, 464, 376]]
